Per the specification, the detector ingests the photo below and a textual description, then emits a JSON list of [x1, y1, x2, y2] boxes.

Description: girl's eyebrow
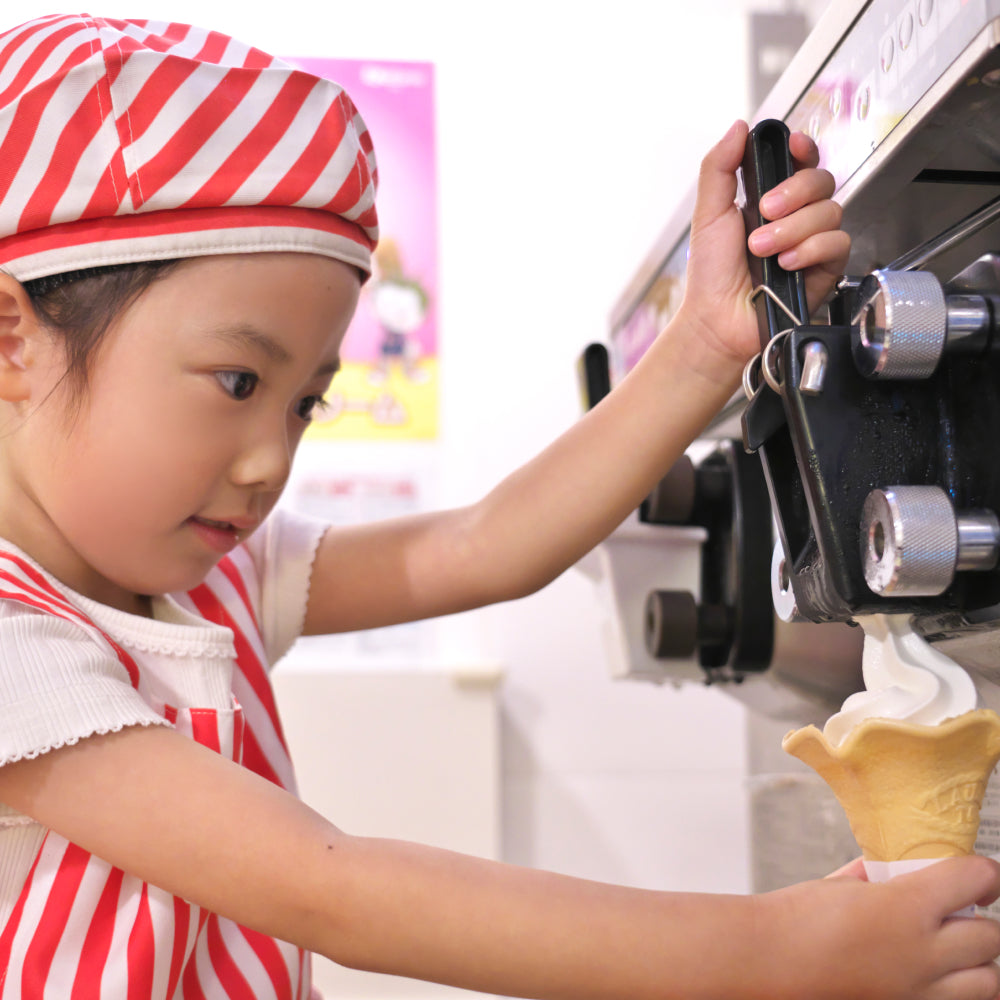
[[211, 327, 293, 365], [210, 326, 341, 376]]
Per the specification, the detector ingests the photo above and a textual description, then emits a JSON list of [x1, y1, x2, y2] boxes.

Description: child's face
[[3, 252, 359, 614]]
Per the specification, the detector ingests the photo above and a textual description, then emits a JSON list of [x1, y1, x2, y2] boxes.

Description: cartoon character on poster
[[284, 57, 439, 441], [369, 237, 430, 386]]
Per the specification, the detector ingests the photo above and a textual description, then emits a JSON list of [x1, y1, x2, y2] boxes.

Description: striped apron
[[0, 548, 317, 999]]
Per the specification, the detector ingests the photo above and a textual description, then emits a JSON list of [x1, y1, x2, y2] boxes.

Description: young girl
[[0, 13, 998, 1000]]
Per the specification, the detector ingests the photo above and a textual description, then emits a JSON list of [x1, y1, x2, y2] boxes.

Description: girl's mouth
[[196, 517, 235, 531], [187, 516, 242, 554]]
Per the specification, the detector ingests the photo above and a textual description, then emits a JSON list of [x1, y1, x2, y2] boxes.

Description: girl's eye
[[216, 370, 259, 401], [295, 394, 329, 422]]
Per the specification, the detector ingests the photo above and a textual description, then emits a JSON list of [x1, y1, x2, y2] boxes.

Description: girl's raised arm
[[303, 123, 849, 636]]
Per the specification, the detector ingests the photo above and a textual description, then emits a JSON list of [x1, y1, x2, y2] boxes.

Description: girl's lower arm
[[4, 725, 997, 999], [308, 834, 761, 1000], [1, 723, 766, 999]]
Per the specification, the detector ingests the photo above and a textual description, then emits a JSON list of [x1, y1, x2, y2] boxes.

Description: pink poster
[[285, 56, 439, 440]]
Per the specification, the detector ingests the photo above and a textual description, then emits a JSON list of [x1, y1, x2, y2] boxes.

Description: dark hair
[[23, 259, 181, 410]]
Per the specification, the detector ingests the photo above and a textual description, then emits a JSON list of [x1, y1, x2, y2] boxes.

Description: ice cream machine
[[588, 0, 1000, 884], [590, 0, 1000, 717]]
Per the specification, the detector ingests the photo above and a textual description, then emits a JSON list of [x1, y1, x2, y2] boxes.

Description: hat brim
[[0, 204, 374, 283]]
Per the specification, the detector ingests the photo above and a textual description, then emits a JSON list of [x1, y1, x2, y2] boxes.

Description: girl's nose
[[229, 430, 292, 493]]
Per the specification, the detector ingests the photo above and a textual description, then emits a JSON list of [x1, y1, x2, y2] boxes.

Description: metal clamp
[[742, 353, 762, 401], [760, 330, 787, 393], [742, 328, 789, 402]]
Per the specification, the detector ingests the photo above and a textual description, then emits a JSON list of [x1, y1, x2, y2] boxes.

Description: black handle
[[577, 342, 612, 410], [740, 119, 809, 350]]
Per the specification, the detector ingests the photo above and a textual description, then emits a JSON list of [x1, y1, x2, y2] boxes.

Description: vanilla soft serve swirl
[[823, 614, 978, 746]]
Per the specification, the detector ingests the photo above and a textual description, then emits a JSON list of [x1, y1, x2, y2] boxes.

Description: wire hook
[[748, 284, 803, 329]]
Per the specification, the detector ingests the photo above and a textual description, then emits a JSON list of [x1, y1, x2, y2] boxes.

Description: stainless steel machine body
[[596, 0, 1000, 717]]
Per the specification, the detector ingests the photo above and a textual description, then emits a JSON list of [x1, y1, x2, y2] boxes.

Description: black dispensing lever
[[739, 119, 810, 351], [739, 120, 810, 455]]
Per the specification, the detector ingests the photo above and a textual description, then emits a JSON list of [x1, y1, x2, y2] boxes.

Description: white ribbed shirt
[[0, 506, 327, 928]]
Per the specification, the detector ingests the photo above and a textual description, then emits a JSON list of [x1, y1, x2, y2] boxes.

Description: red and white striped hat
[[0, 14, 379, 282]]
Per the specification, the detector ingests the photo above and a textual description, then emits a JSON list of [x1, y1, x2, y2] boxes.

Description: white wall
[[9, 0, 807, 899]]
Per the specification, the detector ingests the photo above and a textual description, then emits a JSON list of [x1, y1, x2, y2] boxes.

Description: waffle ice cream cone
[[783, 709, 1000, 862]]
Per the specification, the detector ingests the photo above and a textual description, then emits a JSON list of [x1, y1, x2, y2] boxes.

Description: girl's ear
[[0, 273, 43, 403]]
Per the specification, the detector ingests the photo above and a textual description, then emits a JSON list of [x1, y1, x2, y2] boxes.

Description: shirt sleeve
[[243, 505, 329, 668], [0, 604, 170, 767]]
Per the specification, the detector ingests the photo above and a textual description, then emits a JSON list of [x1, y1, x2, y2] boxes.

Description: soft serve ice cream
[[783, 614, 1000, 876], [823, 614, 978, 745]]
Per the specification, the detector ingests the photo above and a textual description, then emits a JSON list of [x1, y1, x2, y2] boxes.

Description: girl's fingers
[[778, 228, 851, 275], [759, 167, 837, 221], [935, 917, 1000, 977], [691, 119, 749, 232], [788, 129, 821, 170], [926, 964, 1000, 1000], [825, 857, 868, 881], [908, 858, 1000, 924], [749, 198, 844, 260]]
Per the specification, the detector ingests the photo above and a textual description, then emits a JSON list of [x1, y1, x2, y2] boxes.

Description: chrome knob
[[861, 486, 1000, 596], [852, 269, 947, 379]]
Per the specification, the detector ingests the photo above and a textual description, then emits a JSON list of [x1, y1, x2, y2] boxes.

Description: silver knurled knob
[[852, 269, 947, 379], [861, 486, 1000, 597]]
